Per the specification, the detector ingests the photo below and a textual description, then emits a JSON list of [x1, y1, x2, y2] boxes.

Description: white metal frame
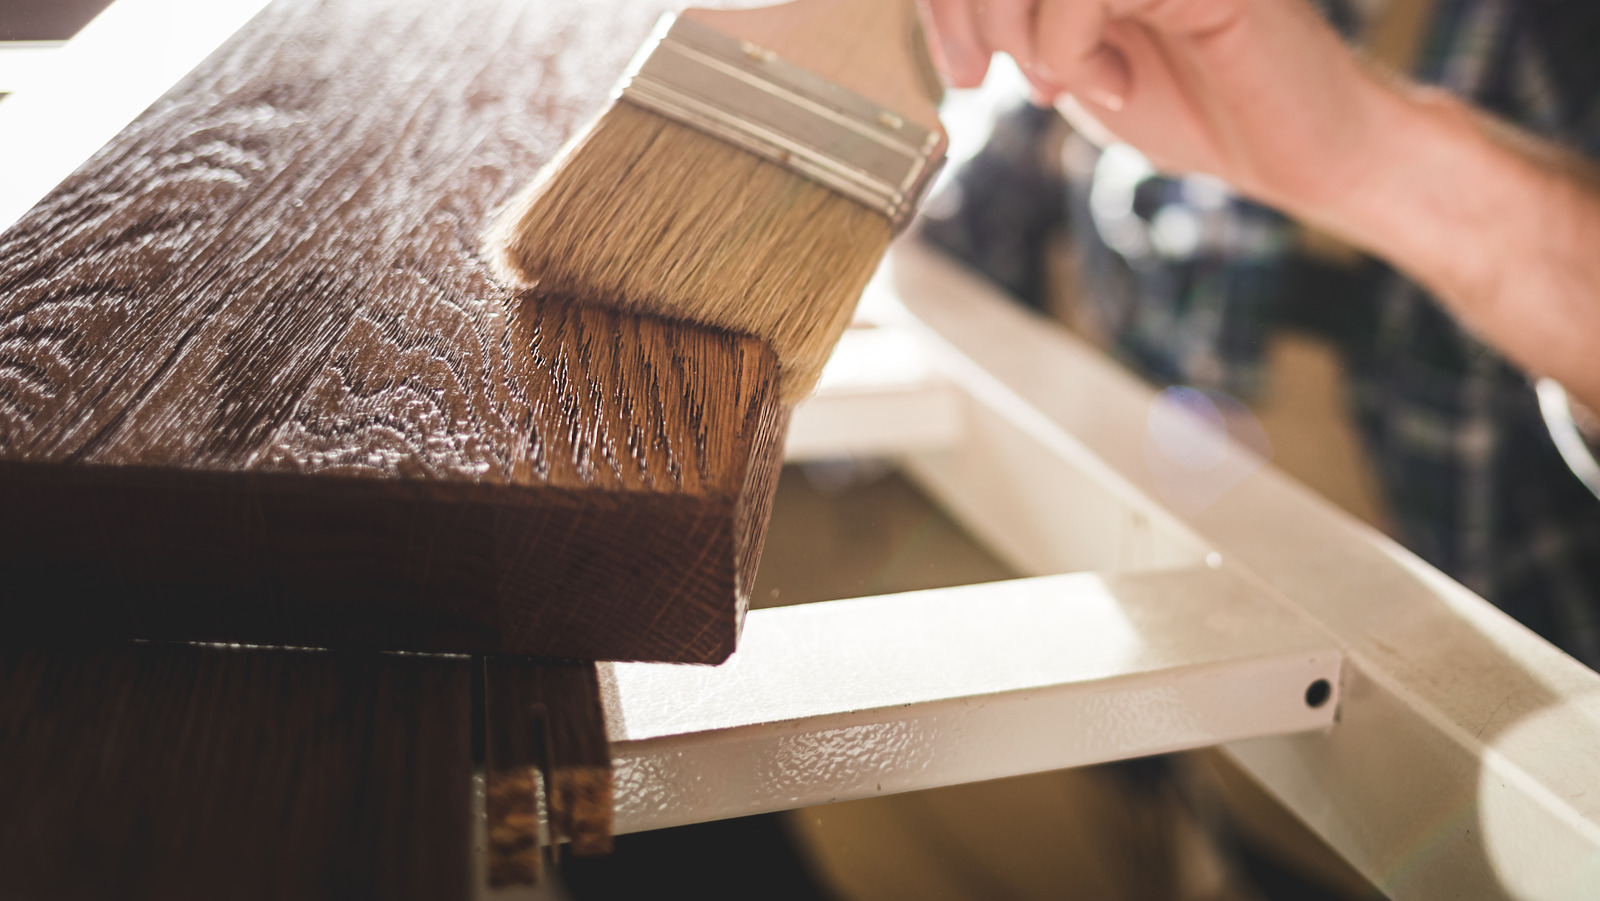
[[607, 567, 1340, 834], [7, 10, 1600, 900], [847, 243, 1600, 901]]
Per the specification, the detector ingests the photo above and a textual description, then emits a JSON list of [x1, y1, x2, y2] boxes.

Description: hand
[[918, 0, 1388, 214], [920, 0, 1600, 414]]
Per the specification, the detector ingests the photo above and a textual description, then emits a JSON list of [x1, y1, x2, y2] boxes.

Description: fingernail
[[1083, 49, 1130, 113], [1090, 89, 1124, 112]]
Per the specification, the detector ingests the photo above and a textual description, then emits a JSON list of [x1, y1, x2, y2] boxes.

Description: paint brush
[[483, 0, 948, 402]]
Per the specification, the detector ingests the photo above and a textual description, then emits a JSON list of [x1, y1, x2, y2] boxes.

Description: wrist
[[1289, 74, 1503, 301], [1211, 37, 1412, 225], [1282, 71, 1600, 411], [1282, 68, 1428, 232]]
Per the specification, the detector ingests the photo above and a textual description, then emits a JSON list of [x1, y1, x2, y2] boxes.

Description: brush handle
[[681, 0, 945, 135]]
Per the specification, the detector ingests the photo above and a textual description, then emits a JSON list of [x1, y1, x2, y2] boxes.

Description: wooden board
[[0, 0, 116, 41], [484, 658, 614, 886], [0, 641, 474, 900], [0, 0, 786, 662]]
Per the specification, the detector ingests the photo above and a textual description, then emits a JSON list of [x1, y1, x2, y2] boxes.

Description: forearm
[[923, 0, 1600, 409], [1290, 73, 1600, 411]]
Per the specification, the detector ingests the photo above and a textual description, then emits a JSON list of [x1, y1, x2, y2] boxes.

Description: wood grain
[[0, 0, 115, 41], [0, 640, 473, 900], [0, 0, 787, 662], [485, 764, 544, 887], [485, 657, 614, 884]]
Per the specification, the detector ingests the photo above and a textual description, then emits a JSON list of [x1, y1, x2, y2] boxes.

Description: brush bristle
[[483, 102, 893, 404]]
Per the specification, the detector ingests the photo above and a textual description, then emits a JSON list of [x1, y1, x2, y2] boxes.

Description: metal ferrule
[[614, 14, 945, 230]]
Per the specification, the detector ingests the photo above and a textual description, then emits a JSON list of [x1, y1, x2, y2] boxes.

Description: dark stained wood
[[485, 657, 614, 882], [485, 764, 545, 887], [536, 663, 615, 859], [0, 0, 116, 41], [0, 0, 788, 663], [0, 641, 474, 900], [484, 656, 549, 887]]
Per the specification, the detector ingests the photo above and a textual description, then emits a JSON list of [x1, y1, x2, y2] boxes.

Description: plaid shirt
[[922, 0, 1600, 669]]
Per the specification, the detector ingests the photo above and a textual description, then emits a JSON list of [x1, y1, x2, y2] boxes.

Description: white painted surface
[[786, 327, 963, 461], [0, 42, 63, 96], [885, 238, 1600, 901], [902, 386, 1213, 576], [605, 567, 1340, 834]]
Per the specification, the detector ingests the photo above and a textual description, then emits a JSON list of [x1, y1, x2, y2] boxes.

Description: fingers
[[1080, 45, 1133, 110], [921, 0, 1156, 105], [1070, 19, 1234, 178], [923, 0, 1044, 88], [1032, 0, 1135, 110], [922, 0, 990, 88], [973, 0, 1038, 70], [1034, 0, 1109, 89]]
